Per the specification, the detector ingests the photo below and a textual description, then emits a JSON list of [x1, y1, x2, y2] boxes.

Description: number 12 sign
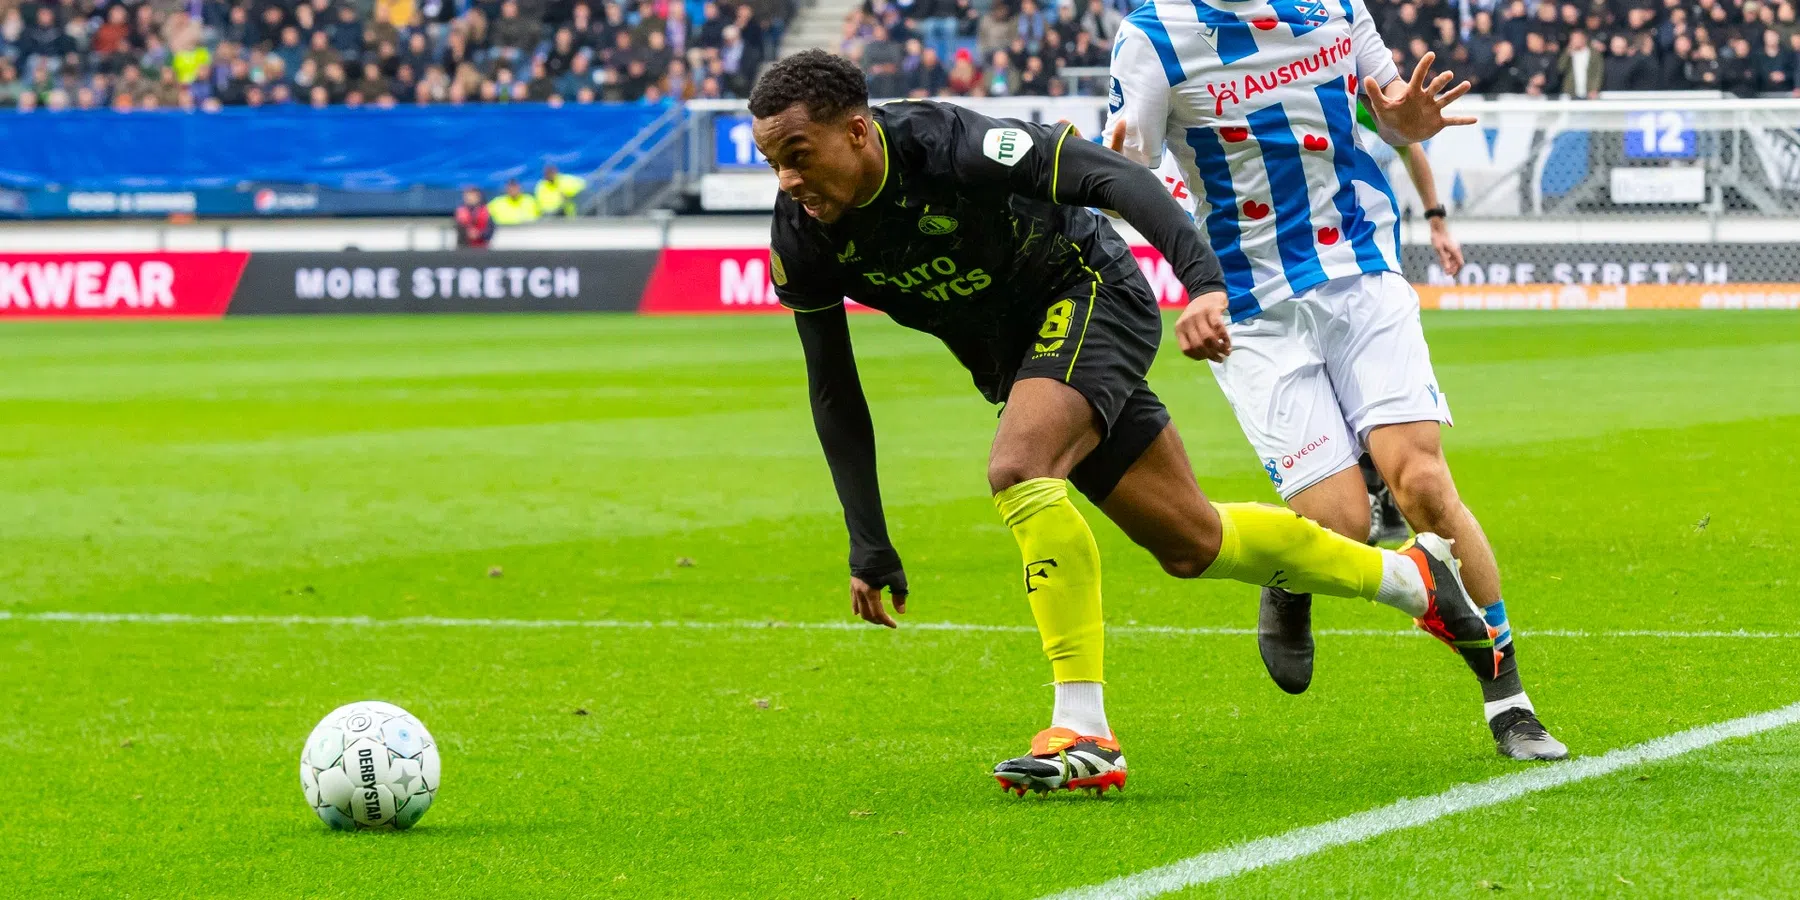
[[1624, 111, 1697, 159], [714, 115, 768, 169]]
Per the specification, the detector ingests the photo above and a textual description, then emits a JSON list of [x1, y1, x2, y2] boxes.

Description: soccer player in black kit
[[750, 51, 1500, 795]]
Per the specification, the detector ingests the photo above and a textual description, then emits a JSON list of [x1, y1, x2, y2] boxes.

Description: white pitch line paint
[[7, 608, 1787, 896], [1043, 701, 1800, 900], [0, 609, 1797, 640]]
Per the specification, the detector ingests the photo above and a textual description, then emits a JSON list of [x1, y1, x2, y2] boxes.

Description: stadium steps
[[779, 0, 859, 55], [585, 104, 690, 215]]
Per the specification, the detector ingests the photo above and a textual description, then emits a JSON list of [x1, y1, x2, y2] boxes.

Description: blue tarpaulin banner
[[0, 184, 468, 219], [0, 103, 671, 192]]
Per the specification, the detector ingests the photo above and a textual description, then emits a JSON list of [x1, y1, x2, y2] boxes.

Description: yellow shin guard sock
[[993, 478, 1104, 684], [1201, 502, 1387, 601]]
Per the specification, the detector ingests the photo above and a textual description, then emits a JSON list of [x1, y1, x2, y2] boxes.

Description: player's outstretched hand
[[1176, 291, 1232, 362], [850, 569, 908, 628], [1364, 52, 1476, 145]]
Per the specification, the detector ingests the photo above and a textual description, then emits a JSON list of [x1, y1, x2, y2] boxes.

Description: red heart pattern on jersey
[[1252, 17, 1277, 29], [1303, 134, 1329, 151], [1317, 227, 1340, 245], [1346, 74, 1358, 94], [1242, 200, 1271, 220], [1219, 125, 1249, 142]]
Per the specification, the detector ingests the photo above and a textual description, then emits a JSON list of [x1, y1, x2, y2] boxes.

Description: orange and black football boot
[[993, 727, 1126, 796], [1404, 533, 1502, 681]]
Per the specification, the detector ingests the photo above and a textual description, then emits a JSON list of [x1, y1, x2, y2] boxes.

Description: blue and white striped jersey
[[1105, 0, 1403, 322]]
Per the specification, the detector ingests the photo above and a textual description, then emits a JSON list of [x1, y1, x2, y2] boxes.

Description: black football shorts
[[1008, 266, 1172, 504]]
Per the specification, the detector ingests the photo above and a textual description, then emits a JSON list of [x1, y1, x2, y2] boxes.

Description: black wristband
[[1423, 206, 1447, 220]]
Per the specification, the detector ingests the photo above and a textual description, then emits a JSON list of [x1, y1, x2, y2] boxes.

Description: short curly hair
[[748, 49, 869, 121]]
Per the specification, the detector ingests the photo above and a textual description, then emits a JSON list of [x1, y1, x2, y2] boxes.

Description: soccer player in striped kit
[[1105, 0, 1567, 759]]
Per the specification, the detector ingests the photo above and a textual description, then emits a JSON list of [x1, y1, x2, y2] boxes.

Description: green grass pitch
[[2, 310, 1798, 898]]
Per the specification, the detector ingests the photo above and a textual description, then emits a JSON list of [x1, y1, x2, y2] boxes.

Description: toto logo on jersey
[[983, 128, 1034, 166], [1281, 434, 1332, 469]]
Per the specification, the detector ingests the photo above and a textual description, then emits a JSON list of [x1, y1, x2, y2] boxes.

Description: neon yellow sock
[[1202, 502, 1386, 601], [993, 478, 1104, 684]]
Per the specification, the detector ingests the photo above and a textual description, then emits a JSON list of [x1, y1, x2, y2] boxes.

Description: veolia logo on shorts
[[918, 214, 958, 235], [1281, 434, 1331, 469]]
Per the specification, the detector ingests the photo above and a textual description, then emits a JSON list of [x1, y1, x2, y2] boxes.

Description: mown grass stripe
[[1044, 701, 1800, 900]]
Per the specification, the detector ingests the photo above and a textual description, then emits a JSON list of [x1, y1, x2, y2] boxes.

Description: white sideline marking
[[1043, 701, 1800, 900], [1, 609, 1798, 640]]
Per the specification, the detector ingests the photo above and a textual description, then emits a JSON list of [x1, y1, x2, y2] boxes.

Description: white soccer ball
[[300, 701, 440, 831]]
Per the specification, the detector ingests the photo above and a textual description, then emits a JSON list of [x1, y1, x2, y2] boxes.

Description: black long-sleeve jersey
[[772, 99, 1227, 583]]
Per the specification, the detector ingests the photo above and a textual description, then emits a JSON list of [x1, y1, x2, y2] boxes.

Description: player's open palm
[[851, 570, 908, 628], [1176, 291, 1232, 362], [1364, 52, 1476, 145]]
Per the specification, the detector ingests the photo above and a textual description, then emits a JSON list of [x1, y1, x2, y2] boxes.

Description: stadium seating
[[820, 0, 1800, 98], [4, 0, 1797, 111], [0, 0, 788, 110]]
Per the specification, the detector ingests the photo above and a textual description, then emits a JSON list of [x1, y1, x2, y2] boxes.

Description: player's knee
[[987, 456, 1050, 495], [1389, 458, 1460, 529], [1150, 519, 1223, 579], [1157, 551, 1216, 580]]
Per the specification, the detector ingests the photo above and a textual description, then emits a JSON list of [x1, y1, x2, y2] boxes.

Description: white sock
[[1051, 681, 1110, 737], [1484, 692, 1533, 723], [1374, 549, 1429, 617]]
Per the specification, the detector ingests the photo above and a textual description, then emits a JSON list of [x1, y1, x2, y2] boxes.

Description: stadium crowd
[[841, 0, 1800, 98], [7, 0, 1800, 108], [1, 0, 786, 110]]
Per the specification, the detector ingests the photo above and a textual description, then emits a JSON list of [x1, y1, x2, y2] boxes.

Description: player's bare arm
[[1363, 52, 1476, 145], [1398, 146, 1464, 276]]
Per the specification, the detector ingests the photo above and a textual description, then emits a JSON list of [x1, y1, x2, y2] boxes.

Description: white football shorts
[[1208, 271, 1452, 500]]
